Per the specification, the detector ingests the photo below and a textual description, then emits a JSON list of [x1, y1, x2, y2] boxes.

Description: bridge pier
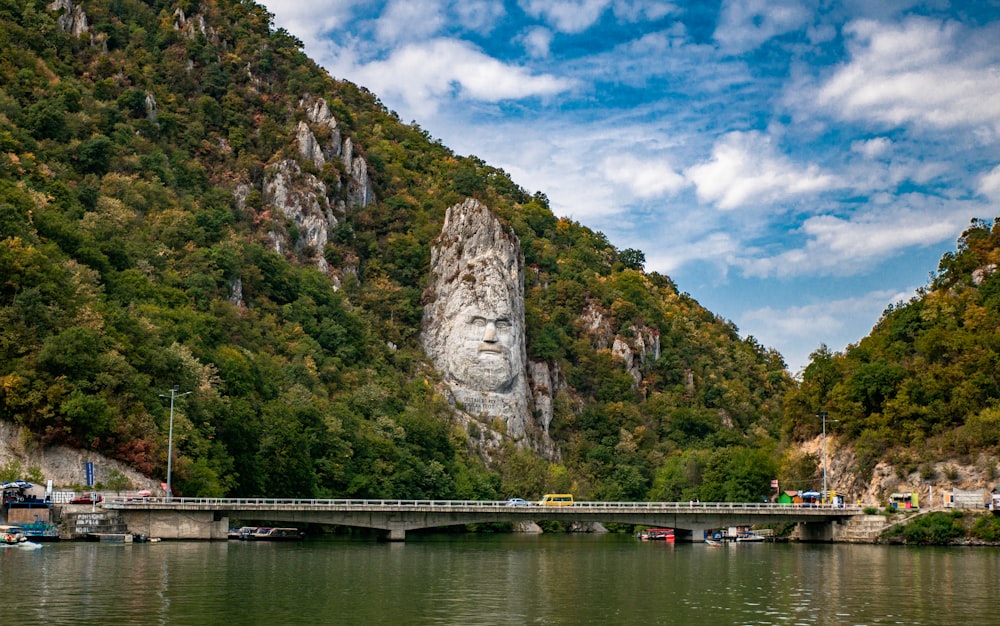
[[386, 527, 406, 542], [795, 520, 836, 542]]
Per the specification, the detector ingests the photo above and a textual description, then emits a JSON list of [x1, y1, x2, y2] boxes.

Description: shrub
[[970, 515, 1000, 542], [902, 512, 964, 545]]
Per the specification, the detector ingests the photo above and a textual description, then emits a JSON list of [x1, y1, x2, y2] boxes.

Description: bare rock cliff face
[[422, 199, 554, 456], [799, 436, 999, 508], [48, 0, 89, 37], [0, 420, 157, 492], [235, 95, 375, 280]]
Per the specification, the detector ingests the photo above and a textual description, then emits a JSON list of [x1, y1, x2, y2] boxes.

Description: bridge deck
[[104, 497, 860, 516], [103, 498, 859, 541]]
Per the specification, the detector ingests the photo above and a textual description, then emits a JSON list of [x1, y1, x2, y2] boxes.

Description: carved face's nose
[[482, 320, 497, 342]]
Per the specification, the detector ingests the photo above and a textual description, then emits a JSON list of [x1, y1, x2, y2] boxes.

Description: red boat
[[637, 528, 675, 541]]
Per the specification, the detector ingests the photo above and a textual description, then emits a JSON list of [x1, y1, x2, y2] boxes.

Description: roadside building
[[943, 489, 986, 510]]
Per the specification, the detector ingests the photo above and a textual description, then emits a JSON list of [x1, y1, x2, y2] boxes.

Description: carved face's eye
[[470, 317, 488, 327], [494, 319, 511, 329]]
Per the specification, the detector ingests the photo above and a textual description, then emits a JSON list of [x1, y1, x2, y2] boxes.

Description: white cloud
[[258, 0, 359, 29], [739, 205, 966, 278], [612, 0, 678, 22], [714, 0, 814, 54], [520, 26, 554, 58], [686, 131, 841, 210], [349, 39, 575, 117], [452, 0, 506, 34], [645, 232, 741, 276], [817, 17, 1000, 131], [518, 0, 612, 34], [980, 165, 1000, 201], [602, 154, 686, 198], [739, 288, 908, 374], [850, 137, 892, 159], [377, 0, 446, 44]]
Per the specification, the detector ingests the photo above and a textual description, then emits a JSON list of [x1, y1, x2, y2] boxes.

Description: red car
[[69, 493, 102, 504]]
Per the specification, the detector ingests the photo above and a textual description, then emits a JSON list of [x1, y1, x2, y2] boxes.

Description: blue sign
[[85, 462, 94, 487]]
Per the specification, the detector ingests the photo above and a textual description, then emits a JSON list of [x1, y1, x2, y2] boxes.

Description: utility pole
[[159, 386, 191, 501], [819, 411, 838, 505]]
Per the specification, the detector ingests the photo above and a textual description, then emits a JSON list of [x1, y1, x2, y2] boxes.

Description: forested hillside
[[785, 219, 1000, 492], [2, 0, 809, 503]]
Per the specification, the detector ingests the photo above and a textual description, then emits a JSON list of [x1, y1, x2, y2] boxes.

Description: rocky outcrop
[[422, 199, 553, 455], [173, 8, 213, 42], [799, 435, 999, 509], [250, 95, 375, 275], [263, 159, 336, 271], [612, 327, 661, 386], [0, 420, 157, 491], [48, 0, 89, 37]]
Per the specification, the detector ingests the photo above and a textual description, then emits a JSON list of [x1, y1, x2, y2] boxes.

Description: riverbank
[[877, 509, 1000, 546]]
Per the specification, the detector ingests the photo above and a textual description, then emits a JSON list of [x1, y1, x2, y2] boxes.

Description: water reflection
[[1, 537, 997, 625]]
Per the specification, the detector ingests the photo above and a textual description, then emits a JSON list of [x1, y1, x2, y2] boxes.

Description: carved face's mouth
[[478, 343, 503, 354]]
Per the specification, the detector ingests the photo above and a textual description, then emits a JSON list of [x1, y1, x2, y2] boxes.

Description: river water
[[0, 534, 996, 625]]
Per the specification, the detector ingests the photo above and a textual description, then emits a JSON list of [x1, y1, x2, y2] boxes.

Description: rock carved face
[[439, 267, 520, 393]]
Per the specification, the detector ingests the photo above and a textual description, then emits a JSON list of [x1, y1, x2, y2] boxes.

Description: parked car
[[69, 493, 102, 504], [505, 498, 532, 506]]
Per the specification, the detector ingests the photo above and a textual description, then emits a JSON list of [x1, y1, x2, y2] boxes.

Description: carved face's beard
[[453, 350, 515, 392]]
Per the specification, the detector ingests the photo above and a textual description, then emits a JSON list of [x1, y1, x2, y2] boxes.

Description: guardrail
[[102, 497, 863, 512]]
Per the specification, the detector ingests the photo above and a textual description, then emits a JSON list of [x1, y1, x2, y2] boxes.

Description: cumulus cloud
[[817, 17, 1000, 131], [714, 0, 814, 54], [258, 0, 360, 52], [350, 39, 575, 117], [850, 137, 892, 159], [602, 154, 686, 198], [980, 165, 1000, 201], [518, 0, 612, 34], [686, 131, 842, 210], [520, 26, 554, 58], [739, 205, 967, 278], [376, 0, 447, 44], [453, 0, 506, 34]]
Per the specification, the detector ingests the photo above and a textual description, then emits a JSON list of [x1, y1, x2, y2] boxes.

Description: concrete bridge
[[102, 497, 862, 541]]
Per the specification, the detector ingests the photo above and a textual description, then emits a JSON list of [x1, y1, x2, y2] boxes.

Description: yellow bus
[[538, 494, 574, 506]]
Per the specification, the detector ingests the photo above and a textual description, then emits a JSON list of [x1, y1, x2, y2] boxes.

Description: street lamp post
[[159, 385, 191, 501], [819, 411, 838, 504]]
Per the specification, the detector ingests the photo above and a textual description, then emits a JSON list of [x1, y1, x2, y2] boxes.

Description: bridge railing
[[102, 496, 862, 512]]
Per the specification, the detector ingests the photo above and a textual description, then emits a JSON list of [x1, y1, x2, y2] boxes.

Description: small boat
[[735, 531, 766, 542], [704, 538, 723, 547], [229, 526, 257, 540], [637, 528, 675, 541], [0, 525, 40, 548], [250, 527, 305, 541], [0, 525, 28, 546]]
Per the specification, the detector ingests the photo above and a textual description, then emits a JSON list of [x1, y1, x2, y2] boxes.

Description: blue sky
[[257, 0, 1000, 374]]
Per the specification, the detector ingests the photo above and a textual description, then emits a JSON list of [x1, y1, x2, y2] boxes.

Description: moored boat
[[637, 528, 675, 541], [250, 527, 305, 541], [228, 526, 257, 540]]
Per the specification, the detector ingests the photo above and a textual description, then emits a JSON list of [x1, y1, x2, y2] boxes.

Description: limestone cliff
[[231, 95, 374, 281], [796, 435, 998, 509], [421, 199, 555, 457]]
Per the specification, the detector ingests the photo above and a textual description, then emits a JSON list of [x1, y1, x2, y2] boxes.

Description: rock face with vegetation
[[421, 198, 539, 450], [1, 0, 998, 507]]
